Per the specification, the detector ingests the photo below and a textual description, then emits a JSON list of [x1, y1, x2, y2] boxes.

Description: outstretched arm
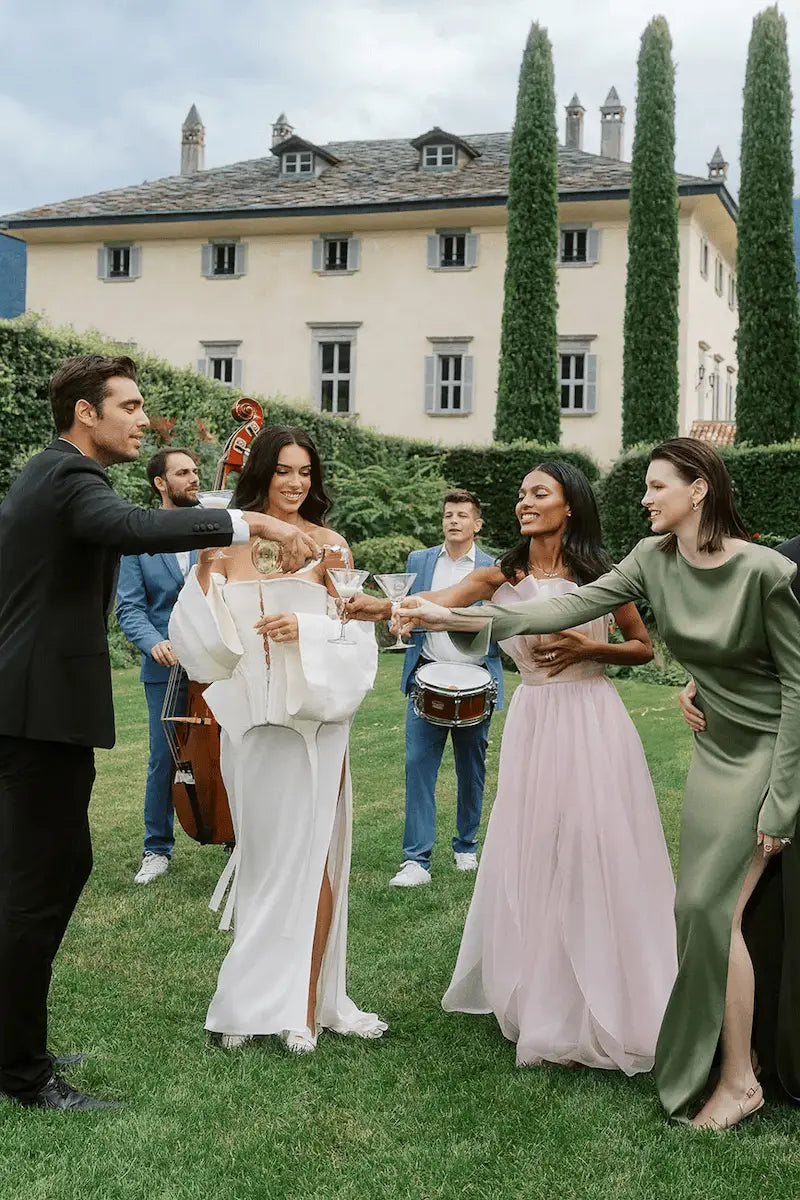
[[398, 551, 647, 656], [346, 564, 503, 622]]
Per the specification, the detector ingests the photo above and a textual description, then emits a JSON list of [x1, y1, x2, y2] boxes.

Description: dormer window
[[422, 143, 457, 171], [411, 128, 479, 174], [282, 151, 314, 176]]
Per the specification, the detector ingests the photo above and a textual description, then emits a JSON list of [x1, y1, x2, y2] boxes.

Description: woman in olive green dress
[[397, 438, 800, 1128]]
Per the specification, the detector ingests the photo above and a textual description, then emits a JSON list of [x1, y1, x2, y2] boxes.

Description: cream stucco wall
[[20, 192, 737, 466]]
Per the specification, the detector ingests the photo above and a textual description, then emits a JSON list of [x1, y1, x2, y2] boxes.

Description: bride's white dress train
[[170, 570, 385, 1039]]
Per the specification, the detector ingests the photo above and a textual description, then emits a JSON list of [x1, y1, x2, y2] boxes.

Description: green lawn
[[2, 660, 800, 1200]]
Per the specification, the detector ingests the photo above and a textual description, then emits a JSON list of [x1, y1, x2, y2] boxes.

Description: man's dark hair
[[442, 489, 482, 517], [49, 354, 138, 433], [146, 448, 197, 497]]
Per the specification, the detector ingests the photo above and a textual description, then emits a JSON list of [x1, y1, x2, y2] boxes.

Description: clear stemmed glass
[[196, 489, 234, 559], [327, 568, 370, 645], [373, 572, 417, 651]]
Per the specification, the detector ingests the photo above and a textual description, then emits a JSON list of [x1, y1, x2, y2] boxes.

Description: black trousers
[[0, 735, 95, 1100]]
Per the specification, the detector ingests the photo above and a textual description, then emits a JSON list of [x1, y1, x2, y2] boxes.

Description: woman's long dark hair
[[231, 425, 333, 525], [498, 461, 612, 585], [648, 438, 749, 554]]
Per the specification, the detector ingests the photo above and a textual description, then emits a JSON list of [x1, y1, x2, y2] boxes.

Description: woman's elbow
[[633, 639, 654, 665]]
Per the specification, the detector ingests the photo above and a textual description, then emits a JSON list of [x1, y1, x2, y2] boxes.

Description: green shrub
[[329, 457, 452, 545], [107, 613, 139, 669], [0, 317, 601, 552], [350, 535, 426, 575], [599, 442, 800, 559]]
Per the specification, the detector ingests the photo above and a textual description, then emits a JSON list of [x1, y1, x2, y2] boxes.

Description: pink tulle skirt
[[442, 675, 678, 1074]]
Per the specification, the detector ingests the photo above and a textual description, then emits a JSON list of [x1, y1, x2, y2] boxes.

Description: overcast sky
[[1, 0, 798, 216]]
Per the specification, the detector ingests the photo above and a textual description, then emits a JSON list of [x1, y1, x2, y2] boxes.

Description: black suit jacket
[[0, 440, 235, 748], [777, 537, 800, 604]]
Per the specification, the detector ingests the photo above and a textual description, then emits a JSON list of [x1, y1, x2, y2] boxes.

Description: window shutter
[[129, 246, 141, 279], [97, 248, 108, 279], [347, 238, 361, 271], [587, 228, 601, 264], [232, 358, 243, 388], [234, 242, 248, 276], [197, 359, 208, 377], [201, 243, 213, 277], [585, 354, 598, 412], [424, 356, 437, 412], [312, 239, 325, 272], [426, 235, 440, 269], [464, 234, 479, 268], [462, 356, 475, 412]]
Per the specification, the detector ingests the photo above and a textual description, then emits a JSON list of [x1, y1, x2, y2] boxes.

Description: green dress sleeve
[[449, 544, 647, 658], [759, 573, 800, 839]]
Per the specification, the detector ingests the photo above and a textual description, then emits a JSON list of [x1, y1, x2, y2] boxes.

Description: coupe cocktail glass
[[327, 568, 370, 645], [373, 572, 417, 651], [196, 490, 234, 559]]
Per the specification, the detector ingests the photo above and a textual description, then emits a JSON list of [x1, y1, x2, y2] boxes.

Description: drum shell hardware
[[412, 662, 496, 728]]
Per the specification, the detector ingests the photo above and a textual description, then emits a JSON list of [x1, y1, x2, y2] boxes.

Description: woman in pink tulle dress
[[428, 463, 677, 1073]]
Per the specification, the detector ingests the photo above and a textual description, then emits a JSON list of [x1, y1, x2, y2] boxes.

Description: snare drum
[[412, 662, 497, 728]]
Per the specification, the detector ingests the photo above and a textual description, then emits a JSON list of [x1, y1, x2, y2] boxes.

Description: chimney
[[272, 112, 294, 149], [708, 146, 729, 182], [181, 104, 205, 175], [600, 87, 625, 160], [565, 94, 585, 151]]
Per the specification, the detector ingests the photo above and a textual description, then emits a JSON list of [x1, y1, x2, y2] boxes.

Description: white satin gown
[[169, 569, 385, 1039]]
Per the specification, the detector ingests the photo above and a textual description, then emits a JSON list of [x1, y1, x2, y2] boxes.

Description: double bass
[[160, 397, 264, 845]]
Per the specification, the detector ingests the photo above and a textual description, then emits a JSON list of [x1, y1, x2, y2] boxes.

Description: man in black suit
[[0, 354, 316, 1111]]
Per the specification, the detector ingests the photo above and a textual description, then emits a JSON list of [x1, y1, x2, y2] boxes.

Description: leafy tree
[[621, 16, 679, 448], [736, 6, 800, 444], [494, 22, 560, 444]]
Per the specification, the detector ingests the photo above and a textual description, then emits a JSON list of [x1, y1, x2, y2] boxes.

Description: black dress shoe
[[48, 1050, 90, 1067], [9, 1074, 123, 1111]]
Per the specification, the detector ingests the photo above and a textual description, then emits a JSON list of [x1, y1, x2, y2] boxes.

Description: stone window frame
[[426, 230, 479, 272], [307, 322, 361, 417], [558, 336, 598, 416], [558, 224, 601, 267], [201, 239, 248, 279], [424, 337, 474, 417], [311, 234, 361, 275], [97, 242, 141, 282], [197, 340, 243, 388]]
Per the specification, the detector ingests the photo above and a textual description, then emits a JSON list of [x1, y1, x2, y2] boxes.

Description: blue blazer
[[116, 551, 196, 683], [399, 544, 504, 708]]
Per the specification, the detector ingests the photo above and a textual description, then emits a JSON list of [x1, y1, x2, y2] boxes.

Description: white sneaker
[[389, 861, 432, 888], [281, 1028, 318, 1054], [133, 853, 170, 885], [220, 1034, 252, 1049], [454, 852, 478, 872]]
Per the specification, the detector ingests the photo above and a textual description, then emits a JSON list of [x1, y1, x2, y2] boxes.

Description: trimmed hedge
[[0, 317, 599, 550], [599, 443, 800, 559]]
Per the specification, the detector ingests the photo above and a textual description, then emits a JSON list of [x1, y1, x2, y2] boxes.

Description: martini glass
[[373, 572, 417, 651], [196, 489, 234, 559], [327, 568, 370, 645]]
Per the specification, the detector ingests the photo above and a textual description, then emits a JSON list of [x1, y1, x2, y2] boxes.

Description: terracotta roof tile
[[689, 420, 737, 446]]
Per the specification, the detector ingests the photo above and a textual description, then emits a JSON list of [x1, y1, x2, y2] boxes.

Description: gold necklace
[[530, 561, 565, 579]]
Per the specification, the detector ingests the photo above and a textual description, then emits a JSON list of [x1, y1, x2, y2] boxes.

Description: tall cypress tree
[[621, 16, 679, 448], [736, 6, 800, 445], [494, 22, 560, 444]]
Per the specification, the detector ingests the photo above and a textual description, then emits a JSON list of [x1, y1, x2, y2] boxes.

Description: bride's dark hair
[[231, 426, 332, 525], [498, 461, 612, 586]]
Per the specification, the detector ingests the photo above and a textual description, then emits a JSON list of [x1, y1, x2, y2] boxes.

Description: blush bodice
[[493, 575, 609, 686]]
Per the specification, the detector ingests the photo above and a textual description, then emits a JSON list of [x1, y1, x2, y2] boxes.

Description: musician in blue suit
[[116, 449, 200, 884], [392, 491, 504, 887]]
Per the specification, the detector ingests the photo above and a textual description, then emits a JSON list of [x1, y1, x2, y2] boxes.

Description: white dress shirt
[[423, 543, 485, 665]]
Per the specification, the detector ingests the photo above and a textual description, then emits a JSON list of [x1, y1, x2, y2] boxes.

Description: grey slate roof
[[1, 131, 714, 227]]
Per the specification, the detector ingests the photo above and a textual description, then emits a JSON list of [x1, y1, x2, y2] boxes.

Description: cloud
[[0, 0, 798, 213]]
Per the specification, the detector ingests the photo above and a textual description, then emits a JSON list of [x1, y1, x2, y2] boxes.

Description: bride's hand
[[757, 800, 789, 859], [395, 596, 453, 635], [254, 611, 299, 644]]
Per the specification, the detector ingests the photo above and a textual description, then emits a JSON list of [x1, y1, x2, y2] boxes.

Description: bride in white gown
[[169, 426, 385, 1052]]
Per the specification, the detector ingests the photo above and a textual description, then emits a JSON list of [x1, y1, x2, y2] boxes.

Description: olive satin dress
[[452, 537, 800, 1119]]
